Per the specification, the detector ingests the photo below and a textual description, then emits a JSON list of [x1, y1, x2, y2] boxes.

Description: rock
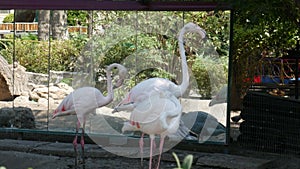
[[29, 91, 40, 102], [0, 55, 14, 101], [33, 87, 48, 94], [27, 82, 73, 110], [14, 95, 30, 103], [0, 107, 35, 128], [38, 98, 48, 106], [0, 55, 28, 101], [55, 82, 73, 94]]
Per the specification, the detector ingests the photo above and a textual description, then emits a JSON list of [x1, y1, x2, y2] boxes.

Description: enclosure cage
[[0, 0, 233, 157]]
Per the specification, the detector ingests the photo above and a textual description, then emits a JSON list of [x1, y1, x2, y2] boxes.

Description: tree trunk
[[51, 10, 68, 40], [87, 11, 93, 38], [38, 10, 50, 41]]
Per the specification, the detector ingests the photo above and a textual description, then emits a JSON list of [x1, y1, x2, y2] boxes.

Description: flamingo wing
[[130, 91, 182, 133]]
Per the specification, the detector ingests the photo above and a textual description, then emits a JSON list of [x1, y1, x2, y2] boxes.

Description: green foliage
[[2, 13, 14, 23], [190, 54, 228, 98], [18, 33, 38, 40], [172, 152, 193, 169], [67, 10, 88, 26], [61, 78, 72, 86], [183, 11, 231, 58], [69, 33, 89, 50], [0, 38, 81, 73]]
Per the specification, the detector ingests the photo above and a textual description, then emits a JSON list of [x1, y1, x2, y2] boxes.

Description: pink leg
[[81, 128, 85, 165], [80, 121, 86, 166], [139, 133, 144, 167], [155, 136, 165, 169], [73, 120, 80, 167], [149, 135, 155, 169]]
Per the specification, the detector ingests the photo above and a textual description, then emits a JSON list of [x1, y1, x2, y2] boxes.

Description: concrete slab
[[196, 153, 272, 169], [0, 139, 299, 169]]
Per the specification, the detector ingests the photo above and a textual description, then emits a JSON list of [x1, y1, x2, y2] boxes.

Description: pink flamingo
[[114, 23, 206, 169], [52, 63, 127, 168], [113, 22, 206, 112], [121, 90, 182, 169]]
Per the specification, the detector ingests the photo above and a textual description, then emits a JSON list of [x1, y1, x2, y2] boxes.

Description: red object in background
[[243, 76, 261, 83], [254, 76, 261, 83]]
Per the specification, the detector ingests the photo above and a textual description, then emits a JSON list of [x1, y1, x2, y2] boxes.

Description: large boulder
[[0, 107, 35, 129], [0, 55, 28, 101]]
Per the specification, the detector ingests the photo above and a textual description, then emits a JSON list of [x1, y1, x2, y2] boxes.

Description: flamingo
[[121, 90, 182, 169], [113, 23, 206, 169], [113, 22, 206, 113], [52, 63, 127, 168]]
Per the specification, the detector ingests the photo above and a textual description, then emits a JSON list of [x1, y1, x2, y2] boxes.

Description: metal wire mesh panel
[[238, 91, 300, 154], [0, 9, 230, 155]]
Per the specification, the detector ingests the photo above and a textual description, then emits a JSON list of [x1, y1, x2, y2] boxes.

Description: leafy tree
[[67, 10, 88, 26], [226, 0, 300, 109]]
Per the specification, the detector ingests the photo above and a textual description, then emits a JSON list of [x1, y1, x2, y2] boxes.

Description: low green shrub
[[2, 13, 14, 23], [0, 39, 81, 73]]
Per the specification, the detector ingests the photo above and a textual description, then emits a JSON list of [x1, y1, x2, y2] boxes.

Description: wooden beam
[[0, 0, 231, 11]]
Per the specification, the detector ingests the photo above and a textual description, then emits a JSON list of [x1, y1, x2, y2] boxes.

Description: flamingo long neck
[[177, 27, 189, 97], [102, 66, 114, 106]]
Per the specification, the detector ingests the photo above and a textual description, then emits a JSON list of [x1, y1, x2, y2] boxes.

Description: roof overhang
[[0, 0, 231, 11]]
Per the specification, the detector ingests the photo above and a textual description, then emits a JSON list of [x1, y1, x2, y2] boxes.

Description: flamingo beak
[[113, 78, 124, 89], [52, 110, 57, 119]]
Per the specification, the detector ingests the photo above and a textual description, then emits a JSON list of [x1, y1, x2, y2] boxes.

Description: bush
[[2, 14, 14, 23], [190, 54, 228, 98], [0, 39, 81, 73]]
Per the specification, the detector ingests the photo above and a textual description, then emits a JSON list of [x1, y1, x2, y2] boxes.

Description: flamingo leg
[[80, 121, 86, 167], [155, 136, 165, 169], [139, 133, 144, 168], [149, 135, 156, 169], [73, 120, 80, 168]]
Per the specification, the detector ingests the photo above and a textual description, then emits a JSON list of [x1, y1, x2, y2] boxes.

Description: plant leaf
[[182, 155, 193, 169]]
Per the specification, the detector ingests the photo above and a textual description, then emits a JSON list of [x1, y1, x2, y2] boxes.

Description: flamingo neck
[[177, 28, 189, 97], [103, 67, 114, 106]]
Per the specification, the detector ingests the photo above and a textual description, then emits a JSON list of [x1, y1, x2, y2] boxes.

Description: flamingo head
[[52, 103, 67, 119], [52, 109, 59, 119], [183, 22, 206, 39], [111, 63, 128, 88], [121, 121, 138, 133]]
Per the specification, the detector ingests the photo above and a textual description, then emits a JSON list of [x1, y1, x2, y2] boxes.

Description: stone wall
[[26, 70, 76, 85]]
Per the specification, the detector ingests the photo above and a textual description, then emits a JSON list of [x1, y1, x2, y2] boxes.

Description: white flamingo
[[52, 63, 127, 168], [113, 22, 206, 113], [122, 90, 182, 169], [113, 23, 206, 169]]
